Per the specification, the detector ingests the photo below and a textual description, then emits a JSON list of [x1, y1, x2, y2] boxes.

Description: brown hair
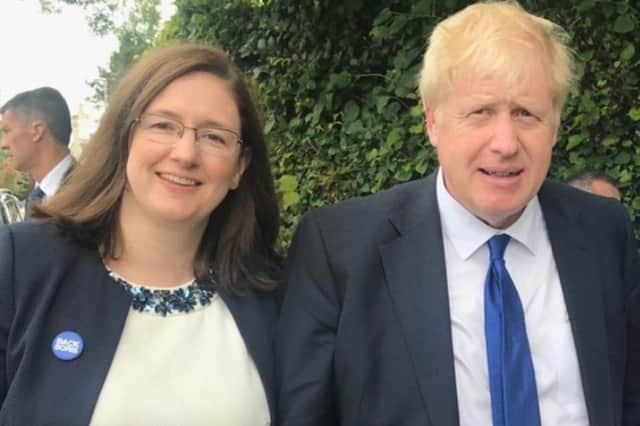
[[34, 42, 281, 292]]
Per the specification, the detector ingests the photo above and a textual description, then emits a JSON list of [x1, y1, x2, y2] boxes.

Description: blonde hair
[[419, 1, 576, 114]]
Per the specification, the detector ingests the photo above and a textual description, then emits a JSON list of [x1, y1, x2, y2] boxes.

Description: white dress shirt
[[37, 154, 73, 200], [436, 169, 589, 426]]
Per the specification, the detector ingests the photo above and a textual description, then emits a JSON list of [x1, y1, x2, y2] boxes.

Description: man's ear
[[551, 112, 560, 148], [31, 120, 46, 143], [424, 107, 438, 148]]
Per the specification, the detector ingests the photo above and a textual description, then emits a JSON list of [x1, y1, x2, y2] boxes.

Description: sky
[[0, 0, 175, 120]]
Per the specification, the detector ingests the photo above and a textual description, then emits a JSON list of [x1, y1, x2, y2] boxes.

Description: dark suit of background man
[[0, 87, 73, 204], [276, 1, 640, 425]]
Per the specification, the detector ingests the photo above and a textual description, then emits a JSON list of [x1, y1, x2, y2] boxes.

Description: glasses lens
[[197, 128, 239, 154], [139, 115, 181, 144]]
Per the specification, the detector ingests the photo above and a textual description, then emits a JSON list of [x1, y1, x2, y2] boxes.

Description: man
[[277, 2, 640, 426], [568, 171, 621, 200], [0, 87, 73, 204]]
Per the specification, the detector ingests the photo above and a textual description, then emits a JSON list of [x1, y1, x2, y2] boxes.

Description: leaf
[[278, 175, 298, 192], [444, 0, 458, 9], [620, 43, 635, 61], [602, 135, 619, 147], [409, 104, 423, 118], [376, 96, 389, 113], [628, 107, 640, 121], [415, 161, 429, 175], [620, 169, 632, 184], [386, 127, 403, 146], [566, 134, 586, 151], [614, 152, 631, 165], [394, 168, 412, 182], [613, 15, 634, 33], [409, 122, 424, 134], [577, 0, 596, 11], [345, 120, 364, 135], [411, 0, 433, 15], [617, 2, 629, 14], [264, 116, 275, 134], [343, 101, 360, 122], [366, 148, 379, 161], [282, 191, 300, 209], [328, 71, 352, 89]]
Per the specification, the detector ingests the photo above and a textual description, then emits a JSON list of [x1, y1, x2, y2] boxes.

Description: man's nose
[[489, 114, 519, 156]]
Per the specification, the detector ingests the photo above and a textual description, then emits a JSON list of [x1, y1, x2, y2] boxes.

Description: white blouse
[[90, 276, 270, 426]]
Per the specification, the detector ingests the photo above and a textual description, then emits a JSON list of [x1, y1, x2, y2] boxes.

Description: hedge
[[159, 0, 640, 247]]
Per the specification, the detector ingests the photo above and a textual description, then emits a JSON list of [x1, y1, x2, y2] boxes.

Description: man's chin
[[476, 205, 527, 229]]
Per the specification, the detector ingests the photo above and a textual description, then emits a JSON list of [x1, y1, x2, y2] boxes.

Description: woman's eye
[[201, 132, 226, 145], [150, 120, 176, 130]]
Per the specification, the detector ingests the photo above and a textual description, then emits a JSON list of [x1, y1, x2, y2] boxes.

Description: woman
[[0, 43, 280, 425]]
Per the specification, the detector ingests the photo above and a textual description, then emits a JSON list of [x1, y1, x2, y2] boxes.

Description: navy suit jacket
[[0, 222, 278, 425], [277, 172, 640, 426]]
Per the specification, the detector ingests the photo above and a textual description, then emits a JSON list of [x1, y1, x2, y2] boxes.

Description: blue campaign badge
[[51, 331, 84, 361]]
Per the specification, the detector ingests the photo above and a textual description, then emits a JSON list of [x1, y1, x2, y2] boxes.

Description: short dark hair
[[35, 43, 281, 292], [0, 87, 72, 146], [566, 171, 618, 192]]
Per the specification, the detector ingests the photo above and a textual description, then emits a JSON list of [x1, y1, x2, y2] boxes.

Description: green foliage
[[161, 0, 640, 244], [39, 0, 122, 35], [40, 0, 161, 105], [0, 150, 32, 198], [89, 0, 161, 104], [544, 0, 640, 222]]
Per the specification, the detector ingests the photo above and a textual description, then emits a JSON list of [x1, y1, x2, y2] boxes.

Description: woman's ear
[[231, 149, 251, 190]]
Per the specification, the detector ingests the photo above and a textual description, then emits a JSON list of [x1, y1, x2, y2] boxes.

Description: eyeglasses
[[134, 113, 244, 155]]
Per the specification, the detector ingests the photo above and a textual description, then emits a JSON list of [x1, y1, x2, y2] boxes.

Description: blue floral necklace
[[108, 270, 215, 317]]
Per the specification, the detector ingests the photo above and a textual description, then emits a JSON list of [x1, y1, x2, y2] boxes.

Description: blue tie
[[28, 186, 46, 205], [484, 234, 541, 426]]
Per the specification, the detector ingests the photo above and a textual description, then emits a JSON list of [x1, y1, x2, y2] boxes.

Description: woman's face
[[122, 71, 248, 229]]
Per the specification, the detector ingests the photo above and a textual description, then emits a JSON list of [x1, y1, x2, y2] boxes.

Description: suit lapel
[[377, 177, 615, 425], [380, 173, 460, 426], [539, 183, 613, 426], [36, 250, 130, 424], [219, 288, 277, 421]]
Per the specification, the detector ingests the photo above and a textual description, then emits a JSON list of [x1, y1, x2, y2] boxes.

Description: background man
[[567, 170, 621, 200], [0, 87, 73, 204], [277, 2, 640, 425]]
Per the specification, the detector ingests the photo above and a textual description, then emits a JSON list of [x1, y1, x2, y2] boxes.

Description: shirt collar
[[436, 168, 543, 260], [37, 154, 73, 198]]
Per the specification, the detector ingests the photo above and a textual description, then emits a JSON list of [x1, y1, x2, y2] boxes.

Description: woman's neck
[[106, 202, 207, 288]]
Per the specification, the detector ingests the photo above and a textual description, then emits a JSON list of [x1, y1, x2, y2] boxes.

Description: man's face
[[426, 58, 558, 229], [0, 109, 38, 173]]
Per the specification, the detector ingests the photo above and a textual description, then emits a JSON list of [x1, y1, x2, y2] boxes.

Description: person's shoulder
[[540, 178, 630, 235], [2, 220, 61, 242], [542, 178, 625, 213], [1, 221, 84, 258], [290, 176, 433, 249], [308, 177, 431, 224]]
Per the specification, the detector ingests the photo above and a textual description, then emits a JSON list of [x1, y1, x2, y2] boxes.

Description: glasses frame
[[132, 113, 244, 152]]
